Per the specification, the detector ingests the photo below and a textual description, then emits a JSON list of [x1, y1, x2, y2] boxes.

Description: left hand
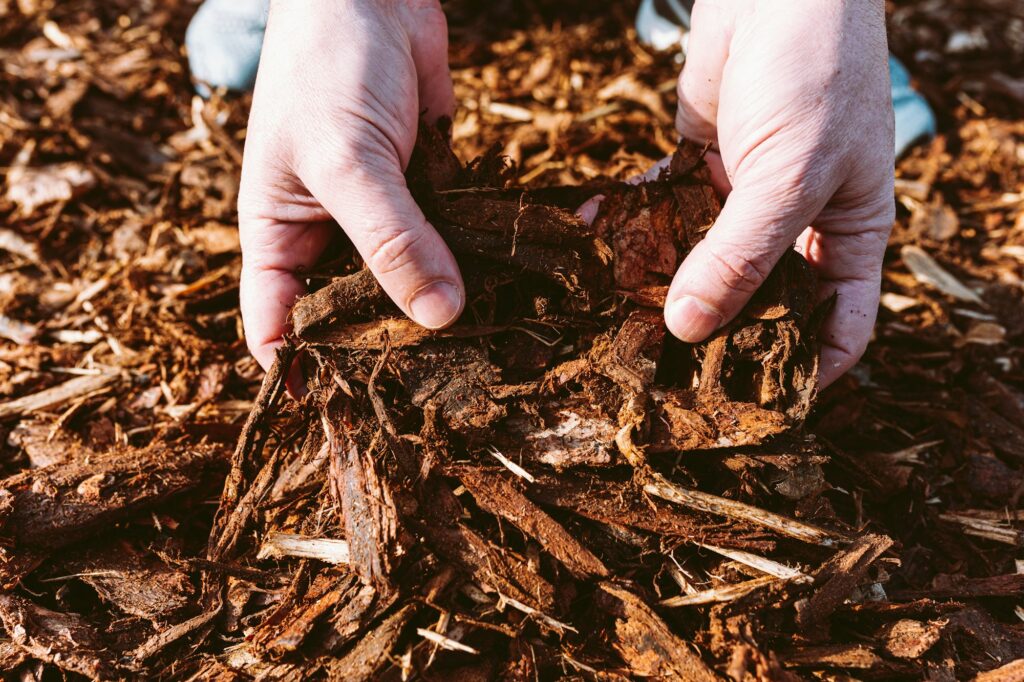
[[663, 0, 895, 387]]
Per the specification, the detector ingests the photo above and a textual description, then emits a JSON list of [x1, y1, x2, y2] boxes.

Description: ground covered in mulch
[[0, 0, 1023, 680]]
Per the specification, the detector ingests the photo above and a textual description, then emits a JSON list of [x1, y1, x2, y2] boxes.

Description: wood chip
[[256, 533, 351, 565], [0, 373, 118, 421], [661, 575, 782, 606], [901, 244, 985, 305]]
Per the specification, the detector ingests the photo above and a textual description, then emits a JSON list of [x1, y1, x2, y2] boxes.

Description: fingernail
[[286, 360, 309, 401], [666, 295, 722, 343], [409, 281, 463, 329]]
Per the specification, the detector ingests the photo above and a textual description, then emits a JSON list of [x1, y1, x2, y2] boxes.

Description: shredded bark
[[0, 1, 1020, 678]]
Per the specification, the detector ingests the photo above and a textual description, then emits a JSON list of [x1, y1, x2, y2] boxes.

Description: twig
[[486, 445, 536, 483], [207, 342, 296, 561], [416, 628, 479, 655], [0, 373, 117, 421], [644, 471, 846, 547], [498, 593, 578, 634], [695, 542, 809, 580], [661, 575, 782, 607]]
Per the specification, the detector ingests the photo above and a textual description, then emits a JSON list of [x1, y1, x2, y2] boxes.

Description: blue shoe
[[185, 0, 269, 96], [634, 0, 936, 158]]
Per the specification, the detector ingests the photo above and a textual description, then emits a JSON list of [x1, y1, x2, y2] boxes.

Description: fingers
[[664, 180, 823, 342], [675, 0, 734, 145], [703, 150, 732, 197], [239, 218, 334, 371], [307, 156, 464, 330], [405, 3, 455, 123], [798, 225, 890, 388], [817, 273, 881, 388]]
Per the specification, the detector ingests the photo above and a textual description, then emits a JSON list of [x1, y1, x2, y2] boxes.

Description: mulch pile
[[0, 0, 1022, 680]]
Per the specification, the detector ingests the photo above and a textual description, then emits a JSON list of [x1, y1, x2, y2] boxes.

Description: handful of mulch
[[198, 122, 858, 679]]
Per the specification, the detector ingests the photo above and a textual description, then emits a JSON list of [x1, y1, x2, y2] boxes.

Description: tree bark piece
[[291, 268, 388, 337], [0, 442, 226, 550], [643, 471, 846, 547], [0, 373, 117, 420], [323, 605, 415, 682], [457, 466, 609, 579], [0, 593, 120, 679], [597, 583, 721, 681], [327, 400, 398, 586], [795, 534, 894, 632]]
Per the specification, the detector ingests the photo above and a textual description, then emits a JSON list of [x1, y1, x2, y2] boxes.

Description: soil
[[0, 0, 1023, 680]]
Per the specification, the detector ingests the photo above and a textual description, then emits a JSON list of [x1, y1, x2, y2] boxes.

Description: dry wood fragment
[[696, 542, 808, 580], [321, 581, 381, 654], [940, 511, 1024, 546], [497, 593, 577, 634], [968, 399, 1024, 463], [420, 520, 557, 611], [598, 583, 721, 681], [323, 605, 415, 681], [0, 314, 38, 345], [526, 470, 763, 548], [879, 618, 946, 659], [326, 400, 398, 586], [208, 343, 296, 564], [256, 532, 351, 565], [795, 534, 894, 632], [0, 593, 116, 679], [4, 145, 96, 216], [457, 467, 609, 578], [256, 572, 360, 657], [416, 627, 480, 654], [0, 373, 117, 420], [643, 472, 845, 547], [661, 575, 784, 607], [893, 573, 1024, 600], [291, 268, 387, 337], [901, 244, 986, 305], [0, 641, 26, 674], [783, 643, 883, 669], [131, 609, 220, 664], [974, 659, 1024, 682], [486, 445, 536, 482], [0, 227, 41, 262], [0, 442, 226, 550], [53, 543, 195, 621], [303, 318, 506, 349]]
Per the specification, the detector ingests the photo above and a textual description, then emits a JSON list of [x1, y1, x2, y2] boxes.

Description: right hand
[[238, 0, 464, 376]]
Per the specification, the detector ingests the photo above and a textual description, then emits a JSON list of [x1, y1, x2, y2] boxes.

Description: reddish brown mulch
[[0, 0, 1022, 679]]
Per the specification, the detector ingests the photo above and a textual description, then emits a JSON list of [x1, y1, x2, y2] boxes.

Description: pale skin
[[238, 0, 895, 389]]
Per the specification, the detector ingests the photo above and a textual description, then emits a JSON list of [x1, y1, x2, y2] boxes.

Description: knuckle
[[365, 225, 425, 277], [705, 245, 771, 294], [827, 337, 866, 373], [323, 129, 388, 181]]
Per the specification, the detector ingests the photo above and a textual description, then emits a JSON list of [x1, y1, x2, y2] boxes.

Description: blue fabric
[[889, 55, 936, 158], [184, 0, 936, 157], [185, 0, 269, 95]]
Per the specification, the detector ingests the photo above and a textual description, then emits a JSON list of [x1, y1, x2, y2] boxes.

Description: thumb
[[664, 183, 820, 342], [308, 155, 465, 330]]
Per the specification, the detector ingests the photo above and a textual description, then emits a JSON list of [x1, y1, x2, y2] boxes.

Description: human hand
[[664, 0, 895, 387], [238, 0, 463, 381]]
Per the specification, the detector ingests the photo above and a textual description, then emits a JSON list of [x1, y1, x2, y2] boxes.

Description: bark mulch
[[0, 0, 1022, 679]]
